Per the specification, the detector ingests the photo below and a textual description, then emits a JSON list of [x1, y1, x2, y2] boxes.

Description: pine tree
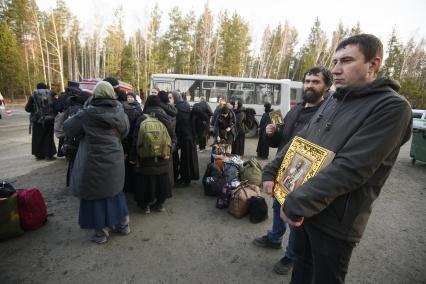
[[0, 22, 25, 100]]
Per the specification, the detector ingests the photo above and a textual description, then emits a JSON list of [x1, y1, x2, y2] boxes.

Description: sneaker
[[113, 224, 130, 235], [144, 206, 151, 214], [253, 235, 282, 249], [89, 231, 108, 244], [273, 256, 294, 275]]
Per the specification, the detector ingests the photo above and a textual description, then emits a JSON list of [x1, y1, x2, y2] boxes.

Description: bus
[[150, 73, 303, 137]]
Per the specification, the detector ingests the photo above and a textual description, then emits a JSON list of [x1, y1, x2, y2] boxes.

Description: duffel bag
[[240, 158, 262, 187], [16, 188, 47, 231], [228, 182, 261, 218], [0, 194, 24, 240]]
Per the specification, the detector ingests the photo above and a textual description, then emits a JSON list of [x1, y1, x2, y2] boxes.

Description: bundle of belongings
[[0, 181, 48, 240], [202, 142, 268, 223]]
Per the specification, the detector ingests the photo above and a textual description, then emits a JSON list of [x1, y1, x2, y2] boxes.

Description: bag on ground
[[228, 182, 261, 218], [0, 180, 16, 198], [16, 188, 47, 231], [216, 184, 233, 209], [202, 163, 226, 196], [137, 114, 172, 161], [0, 194, 24, 240], [248, 196, 268, 223], [240, 158, 262, 187]]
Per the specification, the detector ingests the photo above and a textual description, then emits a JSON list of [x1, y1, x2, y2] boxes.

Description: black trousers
[[290, 222, 356, 284]]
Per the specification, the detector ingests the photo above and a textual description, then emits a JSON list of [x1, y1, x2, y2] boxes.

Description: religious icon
[[269, 110, 283, 125], [273, 136, 335, 205]]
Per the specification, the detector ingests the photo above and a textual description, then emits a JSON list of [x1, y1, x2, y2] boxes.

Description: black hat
[[68, 81, 79, 88], [103, 77, 119, 88], [36, 82, 48, 89]]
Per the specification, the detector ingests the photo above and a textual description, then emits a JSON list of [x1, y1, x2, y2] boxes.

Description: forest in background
[[0, 0, 425, 108]]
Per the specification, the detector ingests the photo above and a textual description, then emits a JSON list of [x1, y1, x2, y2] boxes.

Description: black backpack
[[202, 162, 226, 196], [33, 89, 55, 124], [61, 98, 84, 158], [244, 108, 256, 129], [248, 196, 268, 223]]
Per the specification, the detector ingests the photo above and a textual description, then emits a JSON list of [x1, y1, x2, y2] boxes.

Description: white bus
[[151, 74, 303, 137]]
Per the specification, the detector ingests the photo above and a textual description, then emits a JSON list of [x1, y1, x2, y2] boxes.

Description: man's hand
[[226, 127, 231, 132], [263, 181, 274, 196], [265, 124, 276, 137], [280, 205, 304, 227]]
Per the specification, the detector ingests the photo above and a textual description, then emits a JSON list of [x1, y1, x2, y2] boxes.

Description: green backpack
[[137, 114, 172, 161]]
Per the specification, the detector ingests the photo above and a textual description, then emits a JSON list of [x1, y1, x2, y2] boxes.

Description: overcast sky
[[37, 0, 426, 52]]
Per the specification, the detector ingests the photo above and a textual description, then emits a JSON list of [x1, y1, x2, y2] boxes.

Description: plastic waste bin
[[410, 128, 426, 164]]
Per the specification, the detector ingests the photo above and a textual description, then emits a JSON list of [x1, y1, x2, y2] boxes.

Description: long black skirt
[[232, 133, 245, 156], [31, 122, 56, 158], [135, 173, 172, 207]]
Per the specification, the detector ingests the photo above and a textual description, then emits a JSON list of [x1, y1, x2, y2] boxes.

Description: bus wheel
[[245, 120, 258, 138]]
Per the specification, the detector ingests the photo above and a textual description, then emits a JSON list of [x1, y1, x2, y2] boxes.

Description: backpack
[[240, 158, 263, 187], [16, 188, 47, 231], [244, 107, 256, 129], [0, 180, 16, 198], [33, 89, 55, 125], [248, 196, 268, 223], [61, 101, 84, 158], [202, 163, 226, 196], [54, 94, 84, 139], [137, 114, 172, 161]]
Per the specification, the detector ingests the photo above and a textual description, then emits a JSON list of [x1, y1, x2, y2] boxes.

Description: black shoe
[[273, 256, 294, 275], [46, 156, 56, 161], [253, 235, 282, 249]]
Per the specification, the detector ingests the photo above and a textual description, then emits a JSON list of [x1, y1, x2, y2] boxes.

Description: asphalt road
[[0, 106, 425, 283]]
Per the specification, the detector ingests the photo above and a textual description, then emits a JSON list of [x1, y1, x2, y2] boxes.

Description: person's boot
[[253, 235, 282, 249], [273, 256, 294, 275]]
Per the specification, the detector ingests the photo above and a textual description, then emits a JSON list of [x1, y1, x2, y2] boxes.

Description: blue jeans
[[267, 198, 296, 260]]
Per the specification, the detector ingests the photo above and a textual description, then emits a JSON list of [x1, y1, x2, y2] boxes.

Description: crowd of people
[[24, 34, 412, 283]]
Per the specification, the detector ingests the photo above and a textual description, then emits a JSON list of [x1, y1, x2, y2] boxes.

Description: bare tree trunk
[[51, 13, 65, 92], [31, 0, 47, 84]]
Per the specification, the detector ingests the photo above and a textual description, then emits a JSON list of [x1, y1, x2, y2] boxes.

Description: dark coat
[[63, 99, 129, 200], [175, 101, 193, 139], [256, 110, 272, 158], [232, 107, 246, 155], [213, 110, 237, 144], [263, 77, 412, 242], [122, 101, 143, 154], [25, 90, 57, 158], [129, 105, 173, 175], [267, 102, 324, 153]]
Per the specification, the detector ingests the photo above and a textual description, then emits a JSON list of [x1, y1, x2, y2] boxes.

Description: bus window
[[229, 82, 255, 104], [153, 81, 173, 92], [290, 88, 303, 106], [202, 81, 228, 103], [273, 84, 281, 105], [256, 83, 277, 105], [175, 79, 201, 102]]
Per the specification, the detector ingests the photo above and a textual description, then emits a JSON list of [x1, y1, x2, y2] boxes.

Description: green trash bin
[[410, 128, 426, 164]]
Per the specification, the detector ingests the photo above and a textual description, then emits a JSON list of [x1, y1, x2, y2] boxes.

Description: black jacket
[[262, 77, 412, 242], [267, 102, 323, 152], [175, 101, 193, 139]]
